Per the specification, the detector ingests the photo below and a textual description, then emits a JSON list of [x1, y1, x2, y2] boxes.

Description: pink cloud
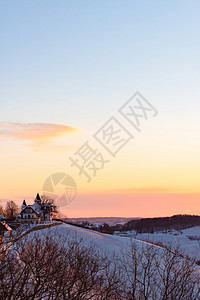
[[0, 122, 78, 141], [0, 122, 80, 151]]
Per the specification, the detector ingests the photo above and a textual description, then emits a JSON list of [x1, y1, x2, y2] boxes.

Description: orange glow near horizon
[[0, 121, 200, 218], [58, 192, 200, 218], [1, 192, 200, 219]]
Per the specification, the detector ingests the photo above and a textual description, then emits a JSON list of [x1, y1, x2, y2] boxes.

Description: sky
[[0, 1, 200, 217]]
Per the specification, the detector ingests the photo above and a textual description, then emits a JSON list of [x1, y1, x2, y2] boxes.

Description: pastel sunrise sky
[[0, 1, 200, 217]]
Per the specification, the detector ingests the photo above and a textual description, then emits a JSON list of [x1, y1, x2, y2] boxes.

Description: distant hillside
[[114, 215, 200, 233], [61, 215, 200, 235], [66, 217, 140, 226]]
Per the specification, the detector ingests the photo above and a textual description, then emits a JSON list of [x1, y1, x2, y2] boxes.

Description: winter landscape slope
[[27, 223, 147, 260], [7, 222, 200, 299], [26, 223, 200, 261]]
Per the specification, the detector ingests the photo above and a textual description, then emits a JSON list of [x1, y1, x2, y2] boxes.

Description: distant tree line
[[96, 215, 200, 234], [119, 215, 200, 233], [60, 215, 200, 235]]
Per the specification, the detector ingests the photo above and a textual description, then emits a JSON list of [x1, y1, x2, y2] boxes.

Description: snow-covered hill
[[26, 223, 200, 261], [131, 226, 200, 260], [9, 222, 200, 299], [28, 223, 149, 260]]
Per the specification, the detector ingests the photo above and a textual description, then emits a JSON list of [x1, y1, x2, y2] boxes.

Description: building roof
[[21, 205, 40, 215]]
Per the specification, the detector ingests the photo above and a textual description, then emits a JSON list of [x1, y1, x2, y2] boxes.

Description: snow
[[135, 227, 200, 260], [17, 223, 200, 262], [6, 221, 200, 300], [182, 226, 200, 237], [25, 223, 157, 261]]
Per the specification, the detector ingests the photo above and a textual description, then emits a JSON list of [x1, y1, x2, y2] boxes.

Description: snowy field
[[26, 223, 149, 260], [132, 226, 200, 260], [8, 222, 200, 299], [24, 223, 200, 261]]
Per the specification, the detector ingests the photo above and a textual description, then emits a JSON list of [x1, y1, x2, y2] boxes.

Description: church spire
[[21, 199, 27, 210], [35, 193, 41, 204]]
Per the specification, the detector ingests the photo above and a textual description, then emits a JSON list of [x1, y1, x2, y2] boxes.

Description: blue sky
[[1, 0, 200, 128]]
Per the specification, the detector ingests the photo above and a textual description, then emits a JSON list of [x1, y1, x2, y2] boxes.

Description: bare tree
[[120, 240, 200, 300], [0, 206, 4, 216], [40, 194, 58, 220], [0, 231, 122, 299], [4, 200, 18, 221], [119, 240, 158, 300], [154, 246, 200, 300], [1, 232, 200, 300]]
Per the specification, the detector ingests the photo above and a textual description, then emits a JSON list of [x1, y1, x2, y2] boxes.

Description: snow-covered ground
[[22, 223, 200, 261], [26, 223, 149, 260], [133, 226, 200, 260], [182, 226, 200, 237], [7, 222, 200, 299]]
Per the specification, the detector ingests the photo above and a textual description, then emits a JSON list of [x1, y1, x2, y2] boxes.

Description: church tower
[[21, 199, 27, 211], [35, 193, 41, 205]]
